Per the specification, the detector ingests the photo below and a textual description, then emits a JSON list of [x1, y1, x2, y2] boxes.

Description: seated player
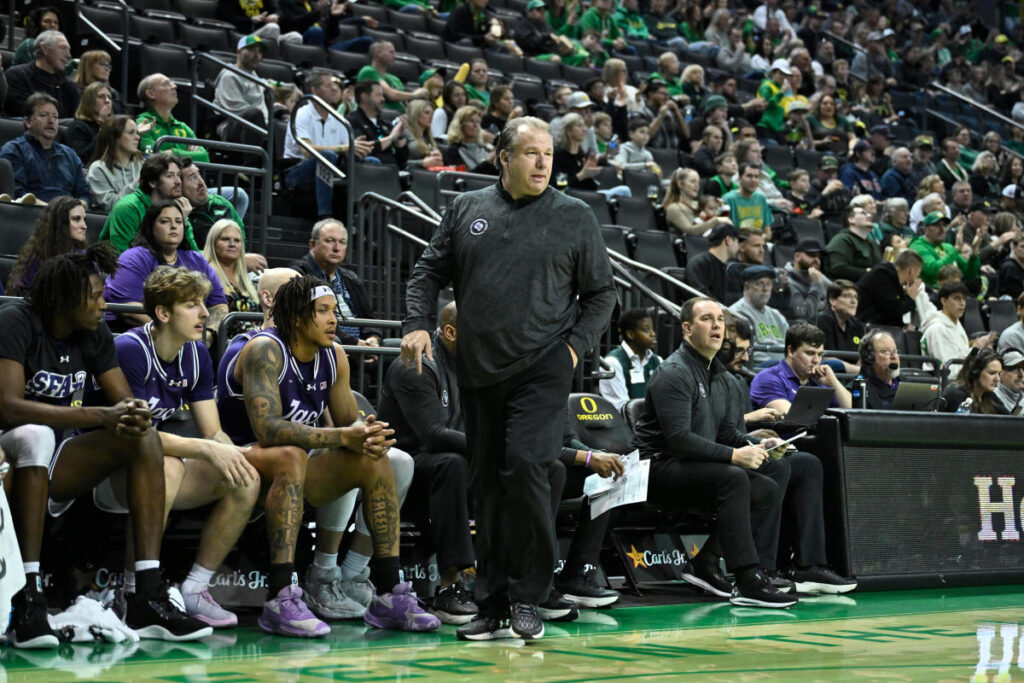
[[0, 247, 210, 647], [217, 274, 436, 636], [224, 268, 415, 623], [100, 266, 261, 628]]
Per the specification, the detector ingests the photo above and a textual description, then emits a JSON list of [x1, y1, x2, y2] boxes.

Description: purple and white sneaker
[[183, 590, 238, 629], [363, 582, 441, 632], [258, 585, 330, 638]]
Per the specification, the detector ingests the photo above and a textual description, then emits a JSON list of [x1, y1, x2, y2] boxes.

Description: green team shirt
[[756, 79, 786, 132], [723, 189, 773, 230], [577, 8, 621, 47], [137, 110, 210, 163], [356, 65, 408, 112]]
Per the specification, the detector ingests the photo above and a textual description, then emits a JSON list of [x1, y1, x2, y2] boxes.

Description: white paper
[[584, 450, 650, 519]]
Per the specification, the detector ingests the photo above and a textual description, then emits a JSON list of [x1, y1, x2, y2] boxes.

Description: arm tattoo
[[242, 338, 346, 450], [366, 475, 400, 558], [265, 480, 304, 564]]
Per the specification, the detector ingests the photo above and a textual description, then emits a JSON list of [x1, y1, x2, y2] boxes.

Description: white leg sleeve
[[315, 489, 358, 533], [0, 425, 56, 469]]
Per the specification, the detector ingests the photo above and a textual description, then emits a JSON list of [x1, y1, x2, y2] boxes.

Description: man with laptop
[[742, 322, 857, 594], [750, 322, 852, 416]]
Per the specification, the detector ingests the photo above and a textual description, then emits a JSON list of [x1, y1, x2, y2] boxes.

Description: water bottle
[[556, 172, 569, 190], [684, 105, 694, 123], [608, 137, 618, 155], [956, 397, 973, 414], [850, 375, 866, 409]]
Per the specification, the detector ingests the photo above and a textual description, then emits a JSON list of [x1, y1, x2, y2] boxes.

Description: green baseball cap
[[922, 211, 948, 226], [702, 94, 728, 113], [237, 34, 267, 51], [526, 0, 546, 10], [419, 68, 441, 85]]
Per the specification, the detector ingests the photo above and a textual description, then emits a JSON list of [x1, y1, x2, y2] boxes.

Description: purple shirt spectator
[[749, 359, 839, 410], [104, 247, 227, 318]]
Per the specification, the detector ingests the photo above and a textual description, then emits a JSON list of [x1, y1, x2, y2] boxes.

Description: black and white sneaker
[[509, 602, 544, 639], [537, 589, 579, 622], [126, 591, 214, 641], [765, 570, 795, 594], [730, 570, 798, 609], [555, 570, 620, 608], [681, 557, 733, 598], [8, 587, 59, 649], [455, 614, 514, 641], [431, 581, 479, 625], [786, 566, 857, 595]]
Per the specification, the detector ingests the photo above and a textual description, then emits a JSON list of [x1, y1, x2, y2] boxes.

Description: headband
[[311, 285, 334, 301]]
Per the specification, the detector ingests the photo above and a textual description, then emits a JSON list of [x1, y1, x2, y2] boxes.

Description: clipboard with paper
[[582, 449, 650, 519]]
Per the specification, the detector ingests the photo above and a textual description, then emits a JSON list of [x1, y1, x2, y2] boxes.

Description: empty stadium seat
[[790, 216, 825, 244], [525, 57, 562, 81], [173, 0, 218, 19], [139, 43, 192, 81], [280, 41, 328, 69], [445, 43, 484, 64], [567, 188, 613, 225], [404, 34, 446, 62], [386, 10, 427, 33], [613, 196, 658, 232], [682, 234, 708, 264], [963, 297, 986, 335], [329, 50, 371, 74], [178, 23, 232, 52], [621, 169, 661, 200], [600, 225, 629, 254], [130, 13, 178, 43], [763, 145, 794, 175], [362, 28, 406, 51], [988, 300, 1018, 335], [0, 159, 13, 197], [350, 163, 403, 202], [629, 229, 682, 268], [567, 393, 633, 454], [0, 203, 43, 255], [0, 119, 26, 147]]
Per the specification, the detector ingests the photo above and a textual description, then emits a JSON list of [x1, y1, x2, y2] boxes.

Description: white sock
[[180, 564, 216, 596], [124, 571, 136, 594], [22, 562, 39, 575], [134, 560, 159, 572], [313, 551, 338, 574], [340, 550, 371, 581]]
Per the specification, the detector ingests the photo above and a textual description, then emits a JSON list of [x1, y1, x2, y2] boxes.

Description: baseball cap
[[914, 134, 934, 148], [1003, 56, 1015, 64], [1002, 350, 1024, 369], [996, 34, 1010, 44], [882, 28, 896, 38], [819, 155, 839, 170], [769, 58, 792, 75], [805, 5, 819, 15], [795, 238, 825, 253], [702, 94, 728, 113], [237, 34, 267, 51], [419, 68, 442, 85], [959, 25, 972, 36], [787, 99, 810, 113], [1003, 184, 1019, 199], [866, 31, 883, 42], [922, 211, 948, 226], [526, 0, 546, 10], [870, 124, 894, 138], [971, 199, 996, 213], [567, 92, 595, 109], [740, 265, 776, 282]]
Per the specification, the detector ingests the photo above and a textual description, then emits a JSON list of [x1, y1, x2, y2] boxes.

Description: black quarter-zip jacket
[[404, 182, 616, 388]]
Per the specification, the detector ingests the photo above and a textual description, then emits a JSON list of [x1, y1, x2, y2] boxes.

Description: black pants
[[561, 464, 612, 576], [648, 458, 781, 573], [462, 343, 575, 610], [758, 452, 827, 570], [403, 451, 475, 574]]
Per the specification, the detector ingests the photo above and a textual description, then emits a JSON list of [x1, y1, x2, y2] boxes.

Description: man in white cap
[[996, 349, 1024, 415], [214, 35, 272, 144], [549, 92, 598, 155], [756, 58, 791, 145], [1000, 184, 1024, 220], [851, 31, 896, 85]]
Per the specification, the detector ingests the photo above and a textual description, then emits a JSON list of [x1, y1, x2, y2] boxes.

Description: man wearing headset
[[857, 329, 902, 410]]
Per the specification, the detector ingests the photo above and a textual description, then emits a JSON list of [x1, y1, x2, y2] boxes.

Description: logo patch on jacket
[[698, 382, 707, 398], [470, 219, 488, 235], [441, 389, 449, 407]]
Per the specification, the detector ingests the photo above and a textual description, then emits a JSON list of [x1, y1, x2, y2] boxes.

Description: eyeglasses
[[877, 349, 900, 358], [735, 346, 751, 357], [838, 293, 859, 301], [98, 62, 112, 68]]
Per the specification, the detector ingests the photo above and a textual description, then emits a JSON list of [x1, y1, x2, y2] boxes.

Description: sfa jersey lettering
[[26, 370, 87, 400]]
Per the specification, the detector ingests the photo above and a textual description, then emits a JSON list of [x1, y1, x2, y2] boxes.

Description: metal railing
[[190, 52, 275, 177], [152, 135, 272, 254], [287, 93, 356, 233], [74, 0, 130, 109], [927, 82, 1024, 154]]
